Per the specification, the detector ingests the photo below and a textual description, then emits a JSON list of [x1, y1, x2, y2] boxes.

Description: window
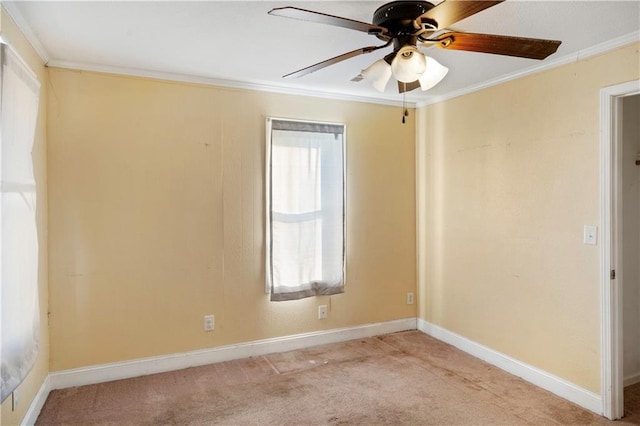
[[1, 43, 41, 402], [266, 118, 345, 301]]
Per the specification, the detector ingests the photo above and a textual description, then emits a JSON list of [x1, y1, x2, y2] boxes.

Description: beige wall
[[0, 8, 49, 426], [46, 68, 417, 371], [417, 43, 640, 393]]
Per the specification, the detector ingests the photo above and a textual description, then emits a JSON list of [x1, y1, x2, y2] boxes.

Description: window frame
[[265, 117, 347, 296]]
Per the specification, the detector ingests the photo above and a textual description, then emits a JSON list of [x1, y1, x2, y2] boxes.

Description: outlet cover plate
[[318, 305, 327, 320], [204, 315, 215, 331], [407, 292, 414, 305]]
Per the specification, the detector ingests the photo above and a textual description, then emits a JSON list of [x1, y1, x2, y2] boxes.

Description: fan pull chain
[[402, 91, 408, 124]]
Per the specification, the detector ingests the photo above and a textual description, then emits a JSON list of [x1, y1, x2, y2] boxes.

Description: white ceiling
[[4, 1, 640, 106]]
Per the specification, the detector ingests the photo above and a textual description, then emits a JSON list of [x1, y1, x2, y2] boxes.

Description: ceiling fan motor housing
[[372, 1, 437, 49]]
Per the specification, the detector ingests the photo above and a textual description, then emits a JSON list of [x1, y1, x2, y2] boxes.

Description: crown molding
[[2, 1, 410, 107], [3, 0, 638, 109], [45, 59, 413, 108], [1, 2, 50, 64], [416, 30, 640, 108]]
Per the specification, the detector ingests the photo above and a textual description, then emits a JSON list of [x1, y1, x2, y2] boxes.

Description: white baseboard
[[21, 375, 51, 426], [49, 317, 417, 390], [624, 372, 640, 387], [31, 317, 604, 423], [417, 318, 603, 415]]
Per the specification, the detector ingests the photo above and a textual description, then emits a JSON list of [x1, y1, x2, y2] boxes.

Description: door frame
[[600, 80, 640, 420]]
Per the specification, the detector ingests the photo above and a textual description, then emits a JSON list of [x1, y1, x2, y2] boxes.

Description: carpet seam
[[262, 355, 282, 375]]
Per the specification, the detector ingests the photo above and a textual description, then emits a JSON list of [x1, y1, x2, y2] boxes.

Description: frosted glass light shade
[[391, 45, 426, 83], [418, 56, 449, 91], [361, 59, 392, 92]]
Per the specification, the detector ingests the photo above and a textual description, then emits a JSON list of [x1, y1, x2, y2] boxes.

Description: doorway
[[621, 94, 640, 418], [601, 81, 640, 420]]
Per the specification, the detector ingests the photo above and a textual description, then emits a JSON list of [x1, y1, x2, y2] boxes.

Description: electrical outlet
[[12, 390, 18, 411], [203, 315, 215, 331], [406, 292, 414, 305], [318, 305, 328, 320]]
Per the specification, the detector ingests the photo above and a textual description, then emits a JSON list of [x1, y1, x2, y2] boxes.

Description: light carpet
[[36, 331, 638, 425]]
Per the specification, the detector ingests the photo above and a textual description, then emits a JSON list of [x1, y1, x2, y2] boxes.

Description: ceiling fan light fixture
[[418, 56, 449, 91], [361, 59, 392, 92], [391, 45, 426, 83]]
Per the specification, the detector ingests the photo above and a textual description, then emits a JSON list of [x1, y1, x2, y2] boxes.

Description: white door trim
[[600, 79, 640, 420]]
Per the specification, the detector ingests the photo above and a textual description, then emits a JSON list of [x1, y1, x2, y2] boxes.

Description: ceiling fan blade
[[283, 46, 381, 78], [416, 1, 504, 29], [269, 6, 388, 36], [434, 32, 561, 60], [398, 80, 421, 93]]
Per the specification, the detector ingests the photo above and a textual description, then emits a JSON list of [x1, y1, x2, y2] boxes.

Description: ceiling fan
[[268, 0, 562, 94]]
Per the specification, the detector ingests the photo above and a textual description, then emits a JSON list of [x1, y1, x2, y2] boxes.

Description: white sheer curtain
[[266, 119, 345, 301], [0, 43, 41, 402]]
